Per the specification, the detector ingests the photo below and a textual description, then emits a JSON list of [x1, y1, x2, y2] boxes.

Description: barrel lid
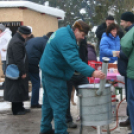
[[102, 57, 110, 62], [78, 84, 111, 89]]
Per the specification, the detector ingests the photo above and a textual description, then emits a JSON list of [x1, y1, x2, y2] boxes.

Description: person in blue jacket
[[100, 23, 120, 63], [25, 32, 53, 108], [39, 20, 105, 134]]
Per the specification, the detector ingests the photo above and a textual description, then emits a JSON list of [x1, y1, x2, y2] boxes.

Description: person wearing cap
[[39, 20, 105, 134], [4, 26, 31, 115], [95, 15, 124, 54], [116, 12, 134, 133], [0, 24, 12, 75], [25, 32, 53, 109]]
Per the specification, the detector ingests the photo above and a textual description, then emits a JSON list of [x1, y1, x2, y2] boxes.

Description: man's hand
[[92, 70, 106, 79], [21, 74, 26, 79]]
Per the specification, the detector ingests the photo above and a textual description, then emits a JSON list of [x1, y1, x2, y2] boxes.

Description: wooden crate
[[108, 63, 117, 69]]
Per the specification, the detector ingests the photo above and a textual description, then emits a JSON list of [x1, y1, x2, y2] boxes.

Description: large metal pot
[[78, 83, 113, 126]]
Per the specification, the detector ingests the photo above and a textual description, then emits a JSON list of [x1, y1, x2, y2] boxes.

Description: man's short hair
[[72, 20, 90, 35], [106, 15, 114, 20]]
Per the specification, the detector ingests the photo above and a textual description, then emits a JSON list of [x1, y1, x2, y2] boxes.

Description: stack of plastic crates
[[88, 61, 102, 83]]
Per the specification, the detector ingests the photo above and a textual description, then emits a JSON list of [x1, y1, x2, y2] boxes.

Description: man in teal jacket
[[120, 12, 134, 134], [39, 20, 105, 134]]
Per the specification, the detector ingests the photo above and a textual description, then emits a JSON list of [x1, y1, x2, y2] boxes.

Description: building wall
[[0, 8, 23, 22], [0, 7, 59, 37], [23, 9, 58, 37]]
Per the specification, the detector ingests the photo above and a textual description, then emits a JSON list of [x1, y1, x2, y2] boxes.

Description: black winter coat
[[4, 33, 29, 102], [79, 39, 88, 64], [87, 44, 97, 61], [25, 36, 48, 73], [118, 50, 128, 76], [73, 39, 88, 75], [70, 39, 88, 81]]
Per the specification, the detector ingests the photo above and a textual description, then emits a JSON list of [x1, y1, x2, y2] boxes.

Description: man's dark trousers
[[66, 74, 88, 123], [125, 77, 129, 118], [127, 78, 134, 134], [29, 72, 40, 106]]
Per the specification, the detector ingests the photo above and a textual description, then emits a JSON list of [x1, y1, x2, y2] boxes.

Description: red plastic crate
[[88, 61, 102, 83]]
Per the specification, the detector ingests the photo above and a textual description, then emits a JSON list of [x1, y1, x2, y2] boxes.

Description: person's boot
[[67, 122, 77, 128], [119, 119, 130, 127], [0, 82, 5, 90], [39, 129, 54, 134], [31, 104, 42, 108]]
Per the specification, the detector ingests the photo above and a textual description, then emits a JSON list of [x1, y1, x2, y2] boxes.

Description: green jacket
[[121, 27, 134, 79]]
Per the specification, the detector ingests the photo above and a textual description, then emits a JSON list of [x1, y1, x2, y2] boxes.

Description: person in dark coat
[[4, 26, 32, 115], [66, 38, 89, 128], [25, 32, 53, 108], [87, 43, 97, 61], [95, 15, 124, 54]]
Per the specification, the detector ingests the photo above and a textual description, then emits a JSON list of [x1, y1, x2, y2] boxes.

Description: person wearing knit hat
[[0, 24, 6, 34], [118, 12, 134, 133], [121, 12, 134, 23], [0, 24, 12, 76], [4, 26, 31, 115], [120, 12, 134, 30], [18, 26, 31, 35]]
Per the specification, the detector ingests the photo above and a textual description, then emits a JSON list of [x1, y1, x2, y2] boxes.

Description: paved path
[[0, 88, 131, 134]]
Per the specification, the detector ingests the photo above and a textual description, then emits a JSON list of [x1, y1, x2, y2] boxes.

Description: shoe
[[0, 82, 5, 90], [67, 122, 77, 128], [13, 111, 26, 115], [31, 104, 42, 108], [21, 107, 31, 113], [24, 109, 31, 113], [39, 129, 54, 134], [128, 125, 132, 130], [119, 119, 130, 127]]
